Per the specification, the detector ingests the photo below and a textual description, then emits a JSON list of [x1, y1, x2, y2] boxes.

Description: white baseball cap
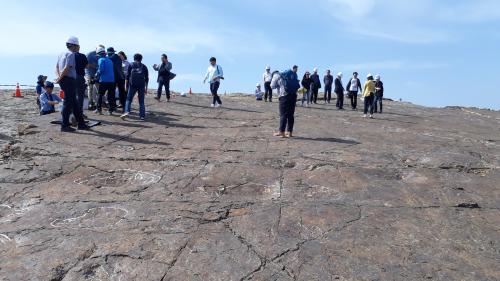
[[96, 46, 106, 54], [367, 73, 373, 78], [337, 72, 343, 78], [375, 75, 381, 80], [66, 36, 79, 46], [256, 83, 261, 87], [265, 66, 271, 70]]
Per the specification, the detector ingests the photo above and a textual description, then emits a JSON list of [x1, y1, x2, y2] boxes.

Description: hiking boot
[[61, 126, 76, 132]]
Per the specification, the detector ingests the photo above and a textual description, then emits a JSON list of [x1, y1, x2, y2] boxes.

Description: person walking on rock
[[203, 57, 224, 107], [373, 74, 384, 113], [153, 54, 173, 102], [107, 47, 126, 111], [323, 69, 333, 104], [362, 74, 376, 118], [121, 53, 149, 121], [273, 66, 300, 138], [263, 66, 273, 102], [301, 71, 312, 107], [55, 36, 90, 132], [310, 68, 321, 104], [334, 72, 345, 110], [346, 72, 362, 110], [95, 46, 116, 115]]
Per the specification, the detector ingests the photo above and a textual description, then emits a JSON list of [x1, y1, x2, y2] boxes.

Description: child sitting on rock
[[39, 81, 62, 115], [255, 83, 263, 101]]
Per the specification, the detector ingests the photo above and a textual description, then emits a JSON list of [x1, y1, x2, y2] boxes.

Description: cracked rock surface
[[1, 91, 499, 281]]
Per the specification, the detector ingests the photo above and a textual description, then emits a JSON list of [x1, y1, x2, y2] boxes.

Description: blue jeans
[[301, 89, 310, 106], [125, 86, 146, 118], [373, 94, 383, 113]]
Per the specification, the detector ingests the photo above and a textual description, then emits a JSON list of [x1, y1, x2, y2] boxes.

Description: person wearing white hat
[[262, 66, 273, 102], [55, 36, 90, 132], [310, 68, 321, 104], [373, 74, 384, 113], [362, 74, 376, 118], [255, 83, 263, 101], [334, 72, 345, 110]]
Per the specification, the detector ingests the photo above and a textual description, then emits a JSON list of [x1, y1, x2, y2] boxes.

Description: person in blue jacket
[[39, 81, 62, 115], [273, 65, 300, 138], [95, 46, 116, 115]]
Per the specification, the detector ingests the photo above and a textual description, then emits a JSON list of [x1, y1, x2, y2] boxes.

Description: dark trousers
[[336, 92, 344, 109], [374, 94, 383, 113], [59, 77, 85, 128], [210, 81, 222, 105], [116, 79, 126, 108], [324, 86, 332, 102], [364, 94, 374, 115], [264, 81, 272, 101], [349, 91, 358, 109], [97, 82, 117, 113], [279, 94, 297, 133], [311, 87, 319, 103], [76, 75, 86, 113], [157, 79, 170, 100]]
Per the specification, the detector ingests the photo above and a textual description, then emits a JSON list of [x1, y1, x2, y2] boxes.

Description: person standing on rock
[[373, 74, 384, 114], [262, 66, 273, 102], [273, 66, 300, 138], [118, 51, 130, 93], [95, 46, 116, 115], [121, 53, 149, 121], [85, 45, 102, 110], [334, 72, 345, 110], [301, 71, 312, 107], [153, 54, 173, 102], [107, 47, 126, 111], [362, 74, 376, 118], [323, 69, 333, 104], [203, 57, 224, 107], [55, 36, 90, 132], [346, 72, 362, 110], [310, 68, 321, 104], [75, 45, 88, 117]]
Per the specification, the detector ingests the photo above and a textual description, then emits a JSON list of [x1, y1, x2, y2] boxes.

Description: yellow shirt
[[362, 80, 376, 97]]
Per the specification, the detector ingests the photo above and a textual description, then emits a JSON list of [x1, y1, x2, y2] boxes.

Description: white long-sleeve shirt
[[263, 71, 272, 83], [204, 64, 223, 84]]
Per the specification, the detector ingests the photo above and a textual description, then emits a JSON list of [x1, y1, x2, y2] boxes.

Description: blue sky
[[1, 0, 499, 109]]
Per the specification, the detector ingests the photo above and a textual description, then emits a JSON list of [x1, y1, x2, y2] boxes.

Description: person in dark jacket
[[373, 74, 384, 113], [121, 53, 149, 120], [323, 69, 333, 104], [75, 45, 88, 116], [346, 72, 362, 110], [301, 71, 312, 107], [309, 68, 321, 104], [35, 75, 47, 109], [153, 54, 172, 102], [107, 47, 126, 111], [334, 72, 344, 110]]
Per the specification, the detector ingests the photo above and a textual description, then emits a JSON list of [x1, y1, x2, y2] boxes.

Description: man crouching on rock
[[39, 81, 62, 115]]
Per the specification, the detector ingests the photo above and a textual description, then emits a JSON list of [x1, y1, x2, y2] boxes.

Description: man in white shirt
[[203, 57, 224, 107], [262, 66, 273, 102]]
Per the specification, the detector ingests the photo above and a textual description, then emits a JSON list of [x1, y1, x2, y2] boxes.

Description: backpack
[[129, 63, 146, 87], [281, 70, 300, 95]]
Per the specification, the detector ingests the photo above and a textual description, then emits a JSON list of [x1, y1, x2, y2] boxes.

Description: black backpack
[[129, 63, 146, 87]]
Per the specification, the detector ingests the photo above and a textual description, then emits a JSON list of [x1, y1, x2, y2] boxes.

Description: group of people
[[265, 66, 385, 138], [35, 36, 177, 132]]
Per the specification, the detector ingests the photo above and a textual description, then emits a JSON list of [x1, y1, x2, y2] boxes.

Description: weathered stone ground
[[0, 89, 499, 281]]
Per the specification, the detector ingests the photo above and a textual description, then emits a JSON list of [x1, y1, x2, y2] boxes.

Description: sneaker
[[140, 117, 145, 121], [82, 114, 88, 119], [269, 100, 273, 103], [94, 109, 102, 115], [107, 111, 114, 116], [166, 99, 170, 102], [215, 103, 221, 108], [369, 114, 373, 119], [274, 132, 285, 138], [211, 104, 215, 107], [77, 124, 91, 130], [154, 97, 160, 101], [363, 114, 367, 118], [120, 112, 129, 120], [61, 126, 76, 132]]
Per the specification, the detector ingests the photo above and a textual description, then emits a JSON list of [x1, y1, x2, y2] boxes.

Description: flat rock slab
[[0, 91, 499, 281]]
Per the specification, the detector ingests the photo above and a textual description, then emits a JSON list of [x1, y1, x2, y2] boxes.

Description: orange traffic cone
[[59, 89, 65, 99], [13, 83, 23, 98]]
